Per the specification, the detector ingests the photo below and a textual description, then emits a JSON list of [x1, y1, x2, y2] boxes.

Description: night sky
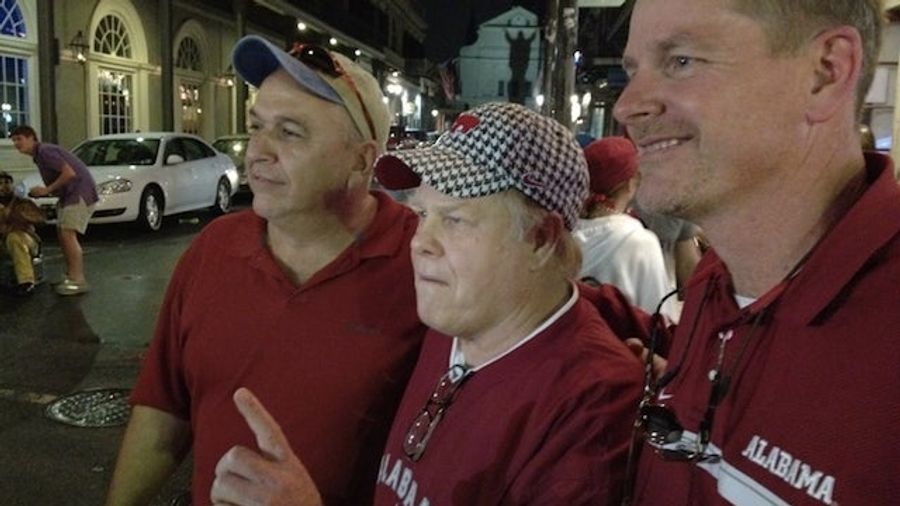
[[418, 0, 547, 62]]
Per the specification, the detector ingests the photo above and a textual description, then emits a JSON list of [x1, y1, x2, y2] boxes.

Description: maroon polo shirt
[[132, 191, 427, 505], [632, 153, 900, 505]]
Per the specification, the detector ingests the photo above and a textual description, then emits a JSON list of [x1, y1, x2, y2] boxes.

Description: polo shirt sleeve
[[38, 146, 66, 174], [579, 282, 656, 342]]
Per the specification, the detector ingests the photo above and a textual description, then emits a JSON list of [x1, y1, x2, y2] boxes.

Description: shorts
[[57, 198, 95, 234]]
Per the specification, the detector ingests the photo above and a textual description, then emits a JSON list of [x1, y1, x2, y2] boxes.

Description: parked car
[[21, 132, 239, 232], [386, 127, 434, 151], [212, 134, 250, 193]]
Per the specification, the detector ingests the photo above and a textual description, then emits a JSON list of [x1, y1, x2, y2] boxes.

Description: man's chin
[[636, 184, 685, 217]]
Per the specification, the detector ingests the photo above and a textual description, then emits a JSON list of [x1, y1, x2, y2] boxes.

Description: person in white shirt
[[573, 136, 678, 321]]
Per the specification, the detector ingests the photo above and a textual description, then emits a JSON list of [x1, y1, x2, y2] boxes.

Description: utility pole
[[160, 0, 174, 131], [234, 0, 248, 133], [541, 0, 577, 129]]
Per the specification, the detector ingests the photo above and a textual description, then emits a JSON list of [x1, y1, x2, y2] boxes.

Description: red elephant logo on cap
[[451, 114, 480, 134]]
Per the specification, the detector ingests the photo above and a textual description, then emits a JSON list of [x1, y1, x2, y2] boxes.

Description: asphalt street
[[0, 195, 252, 505]]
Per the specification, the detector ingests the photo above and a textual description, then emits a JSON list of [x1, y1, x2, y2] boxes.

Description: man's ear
[[345, 139, 379, 193], [529, 213, 565, 270], [807, 25, 864, 123], [354, 139, 379, 175]]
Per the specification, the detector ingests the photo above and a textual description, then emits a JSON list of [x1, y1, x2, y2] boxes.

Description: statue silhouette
[[505, 29, 535, 104]]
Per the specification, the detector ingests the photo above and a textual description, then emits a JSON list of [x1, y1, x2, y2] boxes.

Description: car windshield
[[74, 139, 161, 166]]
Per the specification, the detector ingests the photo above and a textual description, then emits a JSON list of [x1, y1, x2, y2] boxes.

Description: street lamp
[[69, 30, 88, 64]]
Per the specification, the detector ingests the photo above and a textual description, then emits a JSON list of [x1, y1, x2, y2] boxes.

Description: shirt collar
[[787, 153, 900, 324], [229, 190, 411, 262], [695, 153, 900, 326], [449, 283, 580, 372]]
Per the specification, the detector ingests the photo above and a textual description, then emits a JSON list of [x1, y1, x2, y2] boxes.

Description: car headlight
[[98, 179, 133, 194]]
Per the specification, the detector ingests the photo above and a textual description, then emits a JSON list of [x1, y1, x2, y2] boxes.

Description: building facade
[[2, 0, 437, 179], [457, 6, 541, 109]]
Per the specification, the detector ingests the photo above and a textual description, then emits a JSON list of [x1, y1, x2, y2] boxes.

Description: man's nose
[[613, 70, 665, 127], [410, 215, 441, 258], [245, 130, 274, 164]]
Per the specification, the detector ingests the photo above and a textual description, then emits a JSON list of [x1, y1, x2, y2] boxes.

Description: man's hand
[[28, 186, 49, 198], [210, 388, 323, 506], [624, 338, 668, 380]]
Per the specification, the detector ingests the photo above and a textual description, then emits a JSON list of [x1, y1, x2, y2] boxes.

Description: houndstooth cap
[[374, 102, 588, 230]]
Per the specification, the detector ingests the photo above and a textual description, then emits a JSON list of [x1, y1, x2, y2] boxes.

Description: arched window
[[92, 14, 134, 134], [179, 83, 200, 134], [175, 36, 202, 72], [173, 22, 208, 136], [0, 0, 30, 137], [0, 0, 25, 38], [98, 69, 132, 134], [0, 55, 28, 137], [93, 15, 131, 58]]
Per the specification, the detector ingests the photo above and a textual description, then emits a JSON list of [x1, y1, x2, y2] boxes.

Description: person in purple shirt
[[11, 125, 97, 295]]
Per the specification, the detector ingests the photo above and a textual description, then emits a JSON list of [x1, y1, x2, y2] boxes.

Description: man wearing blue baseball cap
[[105, 35, 426, 505]]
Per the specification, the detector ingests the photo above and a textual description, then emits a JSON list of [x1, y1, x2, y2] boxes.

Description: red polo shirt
[[632, 154, 900, 505], [132, 191, 427, 505]]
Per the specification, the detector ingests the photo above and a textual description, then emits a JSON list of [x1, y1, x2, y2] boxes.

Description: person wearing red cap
[[574, 136, 675, 320]]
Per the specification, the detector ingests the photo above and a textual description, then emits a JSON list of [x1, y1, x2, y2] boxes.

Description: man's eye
[[443, 215, 462, 225], [667, 55, 695, 73]]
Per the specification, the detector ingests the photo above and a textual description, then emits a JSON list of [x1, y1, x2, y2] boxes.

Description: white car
[[22, 132, 239, 231], [212, 134, 250, 193]]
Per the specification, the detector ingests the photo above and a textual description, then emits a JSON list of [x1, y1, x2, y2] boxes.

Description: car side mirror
[[166, 154, 185, 165]]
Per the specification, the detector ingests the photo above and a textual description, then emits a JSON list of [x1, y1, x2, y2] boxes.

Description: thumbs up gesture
[[210, 388, 323, 506]]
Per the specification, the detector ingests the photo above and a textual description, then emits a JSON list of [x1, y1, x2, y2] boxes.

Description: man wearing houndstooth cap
[[367, 101, 643, 504], [176, 101, 650, 505], [375, 101, 589, 230]]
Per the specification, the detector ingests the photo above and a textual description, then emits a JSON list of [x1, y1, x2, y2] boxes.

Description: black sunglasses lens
[[641, 405, 684, 445], [294, 46, 340, 76]]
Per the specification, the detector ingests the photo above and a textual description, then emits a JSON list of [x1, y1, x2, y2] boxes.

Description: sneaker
[[55, 280, 90, 296], [13, 282, 35, 297]]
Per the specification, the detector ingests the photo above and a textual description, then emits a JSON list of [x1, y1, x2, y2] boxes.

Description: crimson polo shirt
[[632, 153, 900, 505], [32, 142, 98, 206], [374, 294, 643, 505], [131, 191, 427, 505]]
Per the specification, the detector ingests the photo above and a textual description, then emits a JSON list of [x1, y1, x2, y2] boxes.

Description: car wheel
[[137, 186, 164, 232], [212, 177, 232, 215]]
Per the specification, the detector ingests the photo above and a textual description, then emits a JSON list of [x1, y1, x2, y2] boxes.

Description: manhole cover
[[45, 388, 132, 427]]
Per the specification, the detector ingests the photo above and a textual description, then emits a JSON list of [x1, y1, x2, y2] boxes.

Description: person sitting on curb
[[0, 170, 44, 297]]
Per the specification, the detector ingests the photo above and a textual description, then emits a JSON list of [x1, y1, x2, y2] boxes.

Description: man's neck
[[266, 193, 378, 285], [702, 153, 867, 297], [458, 279, 572, 368]]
